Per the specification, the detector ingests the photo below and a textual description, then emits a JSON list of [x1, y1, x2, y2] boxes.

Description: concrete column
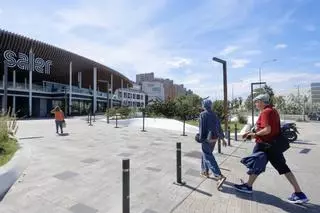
[[13, 70, 16, 88], [29, 69, 32, 117], [69, 62, 72, 115], [110, 74, 113, 108], [121, 79, 123, 106], [93, 67, 97, 113], [13, 96, 16, 115], [29, 49, 33, 117], [25, 78, 27, 89], [78, 72, 82, 88]]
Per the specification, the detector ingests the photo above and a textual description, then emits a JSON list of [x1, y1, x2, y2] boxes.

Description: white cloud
[[274, 43, 287, 49], [243, 50, 262, 56], [219, 45, 240, 56], [166, 57, 192, 68], [314, 62, 320, 67], [231, 59, 250, 68], [305, 24, 316, 32]]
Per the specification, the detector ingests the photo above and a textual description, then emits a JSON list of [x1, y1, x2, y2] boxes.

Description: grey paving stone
[[69, 203, 98, 213], [146, 167, 161, 172], [142, 209, 158, 213], [185, 168, 200, 177], [53, 171, 78, 180], [118, 153, 132, 157], [184, 151, 202, 159], [128, 145, 139, 149], [81, 158, 99, 164]]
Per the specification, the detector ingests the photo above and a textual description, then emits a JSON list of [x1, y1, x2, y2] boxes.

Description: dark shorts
[[253, 143, 291, 175]]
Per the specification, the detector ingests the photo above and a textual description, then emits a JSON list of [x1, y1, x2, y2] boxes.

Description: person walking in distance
[[199, 99, 227, 190], [234, 94, 309, 204], [51, 106, 65, 134]]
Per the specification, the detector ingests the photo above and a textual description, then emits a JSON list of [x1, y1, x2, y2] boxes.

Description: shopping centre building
[[0, 29, 134, 117]]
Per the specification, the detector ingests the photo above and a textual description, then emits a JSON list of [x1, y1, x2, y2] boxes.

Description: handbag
[[62, 120, 66, 128]]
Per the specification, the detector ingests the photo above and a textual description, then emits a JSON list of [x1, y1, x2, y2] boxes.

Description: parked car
[[308, 112, 320, 121]]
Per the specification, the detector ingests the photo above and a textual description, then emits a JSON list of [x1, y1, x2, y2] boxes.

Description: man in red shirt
[[234, 94, 308, 204]]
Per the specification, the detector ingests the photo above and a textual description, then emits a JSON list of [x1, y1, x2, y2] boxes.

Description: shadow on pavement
[[292, 141, 317, 146], [59, 133, 69, 136], [220, 185, 320, 213], [183, 184, 212, 197], [18, 136, 44, 140]]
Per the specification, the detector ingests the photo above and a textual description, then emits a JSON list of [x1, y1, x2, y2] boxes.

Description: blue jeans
[[201, 141, 221, 176], [55, 120, 63, 134]]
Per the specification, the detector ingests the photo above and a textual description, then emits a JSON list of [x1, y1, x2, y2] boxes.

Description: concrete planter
[[0, 141, 30, 200]]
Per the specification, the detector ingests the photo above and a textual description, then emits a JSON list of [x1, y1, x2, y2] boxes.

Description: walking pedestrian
[[199, 99, 227, 190], [50, 106, 65, 134], [234, 94, 309, 204]]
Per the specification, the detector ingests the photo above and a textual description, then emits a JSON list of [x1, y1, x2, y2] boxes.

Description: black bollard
[[93, 113, 96, 122], [174, 142, 186, 186], [87, 113, 90, 123], [235, 123, 238, 141], [181, 119, 187, 136], [115, 113, 119, 128], [89, 113, 93, 126], [218, 138, 221, 153], [227, 126, 231, 146], [141, 111, 146, 132], [107, 109, 110, 124], [122, 159, 130, 213]]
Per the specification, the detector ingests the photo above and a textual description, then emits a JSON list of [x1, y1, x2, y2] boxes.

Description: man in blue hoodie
[[199, 99, 227, 190]]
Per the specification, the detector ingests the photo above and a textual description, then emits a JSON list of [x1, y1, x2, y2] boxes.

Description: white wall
[[142, 81, 165, 101]]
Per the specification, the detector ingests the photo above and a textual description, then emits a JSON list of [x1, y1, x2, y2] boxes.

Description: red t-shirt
[[255, 105, 280, 143]]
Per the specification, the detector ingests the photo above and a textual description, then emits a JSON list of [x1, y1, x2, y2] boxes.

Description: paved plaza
[[0, 116, 320, 213]]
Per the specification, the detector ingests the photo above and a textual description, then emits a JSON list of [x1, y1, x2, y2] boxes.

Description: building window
[[124, 92, 127, 98], [152, 87, 160, 92], [133, 94, 136, 99], [128, 93, 132, 98], [137, 94, 140, 99]]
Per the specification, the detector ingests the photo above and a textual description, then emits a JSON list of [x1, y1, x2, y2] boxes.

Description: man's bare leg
[[247, 174, 258, 187], [284, 172, 302, 193]]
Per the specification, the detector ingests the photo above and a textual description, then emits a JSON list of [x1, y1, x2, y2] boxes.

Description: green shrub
[[237, 113, 248, 124], [0, 115, 19, 166], [117, 107, 131, 118]]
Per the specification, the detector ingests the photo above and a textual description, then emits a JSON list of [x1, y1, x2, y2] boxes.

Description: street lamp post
[[251, 82, 267, 127], [3, 61, 8, 114], [98, 80, 110, 123], [259, 59, 277, 86], [212, 57, 228, 138]]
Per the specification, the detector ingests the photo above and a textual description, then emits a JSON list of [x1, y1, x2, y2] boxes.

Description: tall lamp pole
[[98, 80, 110, 123], [259, 59, 277, 87], [212, 57, 228, 136]]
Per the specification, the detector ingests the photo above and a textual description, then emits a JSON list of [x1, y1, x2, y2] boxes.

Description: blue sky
[[0, 0, 319, 99]]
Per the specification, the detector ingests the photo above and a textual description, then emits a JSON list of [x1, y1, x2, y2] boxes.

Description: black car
[[308, 113, 320, 121]]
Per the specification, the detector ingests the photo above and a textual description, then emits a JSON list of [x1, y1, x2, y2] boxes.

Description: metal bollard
[[174, 142, 185, 186], [181, 119, 187, 136], [122, 159, 130, 213], [89, 113, 93, 126], [115, 114, 119, 128], [93, 113, 96, 122], [235, 123, 238, 141], [227, 126, 231, 146], [107, 109, 110, 124], [87, 113, 90, 123], [218, 138, 221, 153], [141, 111, 146, 132]]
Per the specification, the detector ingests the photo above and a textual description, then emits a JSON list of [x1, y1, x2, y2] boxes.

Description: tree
[[245, 85, 275, 111], [212, 100, 224, 120]]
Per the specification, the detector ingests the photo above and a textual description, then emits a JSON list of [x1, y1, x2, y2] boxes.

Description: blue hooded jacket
[[199, 100, 225, 142]]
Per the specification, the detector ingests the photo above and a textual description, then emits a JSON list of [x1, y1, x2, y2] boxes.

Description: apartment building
[[141, 81, 165, 102], [136, 72, 154, 85]]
